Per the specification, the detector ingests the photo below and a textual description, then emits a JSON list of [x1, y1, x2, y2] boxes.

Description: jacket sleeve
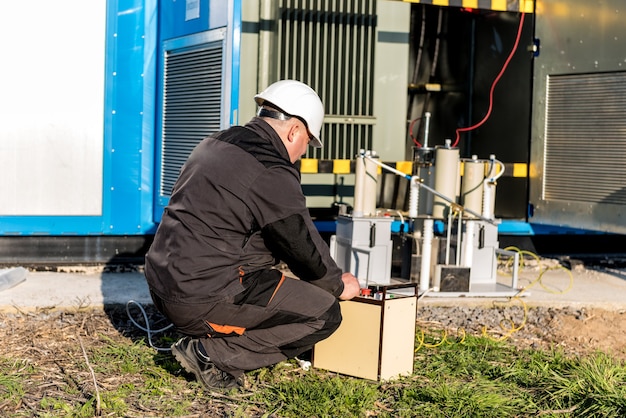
[[247, 167, 345, 297]]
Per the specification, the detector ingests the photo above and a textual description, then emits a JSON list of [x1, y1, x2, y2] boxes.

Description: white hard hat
[[254, 80, 325, 148]]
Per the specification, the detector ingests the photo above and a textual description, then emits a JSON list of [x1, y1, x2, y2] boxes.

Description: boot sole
[[171, 342, 240, 391]]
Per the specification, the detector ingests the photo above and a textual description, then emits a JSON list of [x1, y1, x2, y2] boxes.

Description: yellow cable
[[536, 265, 574, 294], [415, 325, 466, 352], [481, 296, 528, 342], [415, 327, 448, 350], [416, 247, 573, 350]]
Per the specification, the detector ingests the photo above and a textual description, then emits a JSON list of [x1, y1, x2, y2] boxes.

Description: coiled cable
[[126, 299, 174, 352]]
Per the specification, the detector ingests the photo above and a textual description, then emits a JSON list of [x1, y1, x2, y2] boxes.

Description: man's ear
[[287, 121, 299, 143]]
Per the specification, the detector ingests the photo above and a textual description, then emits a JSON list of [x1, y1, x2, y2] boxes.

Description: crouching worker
[[145, 80, 360, 391]]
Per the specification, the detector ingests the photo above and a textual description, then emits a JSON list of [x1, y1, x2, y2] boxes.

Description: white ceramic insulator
[[463, 220, 475, 268], [409, 176, 419, 218], [482, 181, 495, 219]]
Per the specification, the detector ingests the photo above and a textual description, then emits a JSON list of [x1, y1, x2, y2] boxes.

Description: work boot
[[171, 337, 242, 391]]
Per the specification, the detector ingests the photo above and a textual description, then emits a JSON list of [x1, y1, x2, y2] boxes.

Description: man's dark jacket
[[145, 117, 344, 304]]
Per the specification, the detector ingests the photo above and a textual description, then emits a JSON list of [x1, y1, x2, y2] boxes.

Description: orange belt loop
[[238, 266, 245, 283]]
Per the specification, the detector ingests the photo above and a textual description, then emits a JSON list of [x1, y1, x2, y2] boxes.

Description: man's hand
[[338, 272, 360, 300]]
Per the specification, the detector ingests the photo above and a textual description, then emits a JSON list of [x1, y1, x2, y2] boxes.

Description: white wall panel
[[0, 0, 105, 215]]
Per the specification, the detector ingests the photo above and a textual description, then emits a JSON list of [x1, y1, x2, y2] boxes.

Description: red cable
[[452, 13, 526, 148], [409, 118, 422, 147]]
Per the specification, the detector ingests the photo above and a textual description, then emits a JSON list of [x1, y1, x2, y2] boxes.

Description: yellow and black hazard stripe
[[297, 159, 414, 175], [397, 0, 534, 13], [296, 159, 527, 178], [505, 162, 528, 178]]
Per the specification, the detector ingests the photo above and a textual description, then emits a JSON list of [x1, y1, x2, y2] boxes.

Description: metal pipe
[[445, 209, 452, 265], [353, 151, 366, 217], [456, 211, 462, 266], [419, 218, 434, 293], [463, 220, 475, 267], [423, 111, 432, 148]]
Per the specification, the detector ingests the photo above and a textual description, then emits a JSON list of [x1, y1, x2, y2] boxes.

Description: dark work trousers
[[150, 268, 341, 377]]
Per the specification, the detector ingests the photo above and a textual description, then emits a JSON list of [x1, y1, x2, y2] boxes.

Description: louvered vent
[[277, 0, 377, 160], [543, 71, 626, 205], [159, 41, 224, 197]]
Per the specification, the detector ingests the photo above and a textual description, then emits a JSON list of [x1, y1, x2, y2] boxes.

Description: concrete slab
[[0, 270, 151, 312], [0, 262, 625, 312], [420, 264, 626, 310]]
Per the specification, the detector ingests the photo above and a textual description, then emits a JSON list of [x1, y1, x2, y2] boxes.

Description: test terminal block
[[312, 284, 417, 381]]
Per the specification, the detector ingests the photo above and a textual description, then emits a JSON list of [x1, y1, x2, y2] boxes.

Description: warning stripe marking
[[297, 159, 527, 178]]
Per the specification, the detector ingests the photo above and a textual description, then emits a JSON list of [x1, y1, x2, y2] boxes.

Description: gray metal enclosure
[[529, 0, 626, 233], [241, 0, 409, 163]]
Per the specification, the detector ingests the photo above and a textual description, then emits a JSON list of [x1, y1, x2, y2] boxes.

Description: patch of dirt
[[547, 308, 626, 357], [416, 305, 626, 360]]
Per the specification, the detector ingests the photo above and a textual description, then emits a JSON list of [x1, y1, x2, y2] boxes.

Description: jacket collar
[[243, 117, 291, 163]]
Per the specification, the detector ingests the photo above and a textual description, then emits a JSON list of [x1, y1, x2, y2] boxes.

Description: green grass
[[0, 358, 28, 399], [1, 329, 625, 417]]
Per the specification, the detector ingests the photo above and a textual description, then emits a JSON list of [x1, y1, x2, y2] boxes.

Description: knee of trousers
[[320, 300, 342, 334]]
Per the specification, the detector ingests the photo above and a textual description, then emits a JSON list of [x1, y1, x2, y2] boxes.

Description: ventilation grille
[[277, 0, 377, 160], [160, 41, 224, 197], [543, 71, 626, 205]]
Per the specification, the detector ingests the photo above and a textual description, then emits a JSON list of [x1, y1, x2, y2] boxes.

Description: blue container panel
[[160, 0, 229, 39], [102, 0, 159, 235]]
